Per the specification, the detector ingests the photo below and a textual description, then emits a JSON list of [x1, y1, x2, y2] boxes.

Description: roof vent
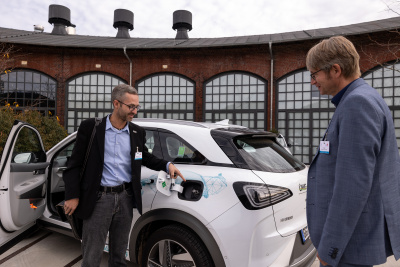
[[113, 9, 134, 38], [33, 25, 44, 32], [66, 26, 76, 35], [48, 4, 75, 35], [172, 10, 192, 40]]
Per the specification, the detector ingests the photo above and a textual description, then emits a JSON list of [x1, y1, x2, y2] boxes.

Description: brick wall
[[5, 30, 400, 128]]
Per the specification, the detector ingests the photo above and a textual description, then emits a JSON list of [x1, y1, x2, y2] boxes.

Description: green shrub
[[269, 128, 279, 134], [0, 104, 68, 156]]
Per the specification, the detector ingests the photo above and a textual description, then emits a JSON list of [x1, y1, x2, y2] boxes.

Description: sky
[[1, 0, 400, 38]]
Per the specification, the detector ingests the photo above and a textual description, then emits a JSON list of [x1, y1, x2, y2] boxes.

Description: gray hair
[[111, 84, 138, 103], [306, 36, 361, 79]]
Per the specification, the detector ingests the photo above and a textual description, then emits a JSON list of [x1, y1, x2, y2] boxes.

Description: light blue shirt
[[101, 115, 172, 187], [101, 115, 132, 186]]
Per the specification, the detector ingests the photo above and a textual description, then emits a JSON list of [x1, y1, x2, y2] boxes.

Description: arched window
[[203, 72, 266, 130], [136, 73, 195, 120], [66, 72, 126, 133], [277, 64, 400, 164], [363, 62, 400, 150], [276, 69, 335, 164], [0, 69, 56, 115]]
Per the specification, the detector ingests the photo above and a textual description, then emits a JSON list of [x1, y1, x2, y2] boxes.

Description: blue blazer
[[307, 78, 400, 266]]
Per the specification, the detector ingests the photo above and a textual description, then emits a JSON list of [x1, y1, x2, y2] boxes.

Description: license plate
[[300, 226, 309, 243]]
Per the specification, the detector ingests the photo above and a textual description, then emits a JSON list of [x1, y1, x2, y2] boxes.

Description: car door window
[[159, 132, 205, 164], [52, 142, 74, 171], [12, 127, 46, 164], [50, 142, 75, 196], [145, 130, 162, 158], [234, 136, 305, 173], [54, 142, 74, 162]]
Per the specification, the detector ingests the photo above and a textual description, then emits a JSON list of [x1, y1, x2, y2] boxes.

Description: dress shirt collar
[[106, 114, 129, 132], [331, 79, 358, 107]]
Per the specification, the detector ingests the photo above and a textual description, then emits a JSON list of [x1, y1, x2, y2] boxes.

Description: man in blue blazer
[[306, 36, 400, 267]]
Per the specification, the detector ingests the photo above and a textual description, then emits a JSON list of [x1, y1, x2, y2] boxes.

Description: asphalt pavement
[[0, 228, 137, 267], [0, 228, 397, 267]]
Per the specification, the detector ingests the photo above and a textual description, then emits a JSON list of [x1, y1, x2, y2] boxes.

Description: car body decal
[[141, 170, 227, 198]]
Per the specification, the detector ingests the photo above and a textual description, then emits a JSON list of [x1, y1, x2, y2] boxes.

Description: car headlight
[[233, 182, 293, 210]]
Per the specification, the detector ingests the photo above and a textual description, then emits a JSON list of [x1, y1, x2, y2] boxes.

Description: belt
[[99, 182, 131, 193]]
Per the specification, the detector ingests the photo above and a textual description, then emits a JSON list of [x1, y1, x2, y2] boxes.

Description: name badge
[[135, 147, 142, 160], [320, 141, 329, 154], [135, 152, 142, 160]]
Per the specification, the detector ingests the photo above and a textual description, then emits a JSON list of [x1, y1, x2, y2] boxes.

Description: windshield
[[234, 136, 305, 173]]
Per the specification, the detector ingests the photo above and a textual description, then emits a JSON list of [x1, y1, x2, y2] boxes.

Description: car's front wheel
[[142, 224, 213, 267]]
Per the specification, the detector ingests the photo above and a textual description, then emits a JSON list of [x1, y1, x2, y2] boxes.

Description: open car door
[[0, 120, 49, 251]]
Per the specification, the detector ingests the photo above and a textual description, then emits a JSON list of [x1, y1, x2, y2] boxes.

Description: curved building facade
[[1, 9, 400, 163]]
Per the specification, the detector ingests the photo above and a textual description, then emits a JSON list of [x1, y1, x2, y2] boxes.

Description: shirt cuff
[[166, 162, 172, 173]]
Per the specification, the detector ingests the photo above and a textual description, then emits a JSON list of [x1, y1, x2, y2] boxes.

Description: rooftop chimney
[[113, 9, 133, 38], [172, 10, 192, 40], [48, 4, 75, 35]]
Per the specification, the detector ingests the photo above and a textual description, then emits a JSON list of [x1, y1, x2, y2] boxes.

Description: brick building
[[1, 7, 400, 163]]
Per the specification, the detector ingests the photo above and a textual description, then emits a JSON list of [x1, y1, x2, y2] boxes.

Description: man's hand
[[169, 164, 186, 181], [64, 198, 79, 215], [317, 253, 329, 266]]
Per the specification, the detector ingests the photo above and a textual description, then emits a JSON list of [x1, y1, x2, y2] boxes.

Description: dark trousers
[[81, 188, 134, 267]]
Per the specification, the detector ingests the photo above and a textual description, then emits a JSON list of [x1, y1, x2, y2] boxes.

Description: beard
[[117, 108, 135, 122]]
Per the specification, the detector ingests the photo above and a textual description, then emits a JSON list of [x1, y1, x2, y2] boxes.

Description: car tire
[[142, 224, 213, 267]]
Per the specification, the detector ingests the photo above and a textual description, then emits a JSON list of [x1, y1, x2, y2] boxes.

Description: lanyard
[[322, 113, 336, 141]]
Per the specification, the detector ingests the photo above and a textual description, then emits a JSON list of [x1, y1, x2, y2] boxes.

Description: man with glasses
[[63, 84, 185, 266], [306, 36, 400, 267]]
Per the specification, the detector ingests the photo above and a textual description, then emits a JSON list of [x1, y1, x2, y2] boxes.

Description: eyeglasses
[[310, 69, 323, 81], [117, 100, 141, 111]]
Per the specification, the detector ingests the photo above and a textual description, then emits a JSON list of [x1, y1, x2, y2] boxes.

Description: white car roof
[[133, 118, 246, 130]]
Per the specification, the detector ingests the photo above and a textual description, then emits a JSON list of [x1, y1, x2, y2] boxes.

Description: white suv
[[0, 119, 316, 267]]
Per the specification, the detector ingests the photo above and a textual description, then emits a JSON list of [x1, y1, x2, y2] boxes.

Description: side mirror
[[13, 152, 35, 163]]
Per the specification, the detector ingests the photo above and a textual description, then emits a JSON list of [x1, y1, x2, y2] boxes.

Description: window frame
[[135, 72, 196, 121], [276, 68, 336, 164], [65, 72, 127, 133], [203, 71, 267, 130], [0, 69, 57, 116]]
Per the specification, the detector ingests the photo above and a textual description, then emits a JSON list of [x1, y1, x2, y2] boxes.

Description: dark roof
[[1, 16, 400, 50]]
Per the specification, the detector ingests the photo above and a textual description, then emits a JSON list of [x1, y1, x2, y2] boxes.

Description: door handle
[[33, 169, 46, 175], [56, 167, 67, 173]]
